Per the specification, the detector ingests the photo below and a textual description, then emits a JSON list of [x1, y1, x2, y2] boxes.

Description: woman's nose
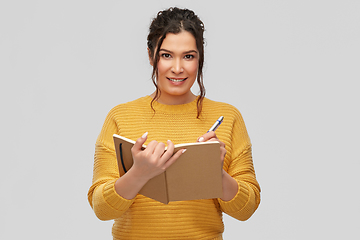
[[171, 59, 184, 74]]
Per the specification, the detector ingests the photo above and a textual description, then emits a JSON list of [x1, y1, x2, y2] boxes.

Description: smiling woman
[[88, 7, 261, 240], [151, 31, 199, 105], [147, 7, 206, 118]]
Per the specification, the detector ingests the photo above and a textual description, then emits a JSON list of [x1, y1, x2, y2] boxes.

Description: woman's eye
[[161, 53, 171, 58], [184, 54, 194, 59]]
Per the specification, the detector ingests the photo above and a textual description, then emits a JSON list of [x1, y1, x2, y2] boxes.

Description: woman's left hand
[[197, 131, 226, 169], [198, 132, 238, 201]]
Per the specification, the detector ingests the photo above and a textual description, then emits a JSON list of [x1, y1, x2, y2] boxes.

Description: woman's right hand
[[130, 132, 184, 182], [115, 132, 184, 200]]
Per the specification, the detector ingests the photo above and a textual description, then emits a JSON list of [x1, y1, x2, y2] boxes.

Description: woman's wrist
[[221, 170, 238, 201], [114, 168, 149, 200]]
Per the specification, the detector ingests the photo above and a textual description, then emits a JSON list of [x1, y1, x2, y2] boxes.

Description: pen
[[208, 116, 224, 132]]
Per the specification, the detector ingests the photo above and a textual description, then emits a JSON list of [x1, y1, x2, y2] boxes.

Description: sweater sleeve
[[87, 109, 135, 221], [218, 109, 261, 221]]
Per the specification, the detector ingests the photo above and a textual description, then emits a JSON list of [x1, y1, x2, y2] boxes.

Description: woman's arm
[[88, 130, 184, 221], [218, 146, 260, 221], [198, 131, 239, 201], [198, 116, 260, 221], [88, 142, 134, 221]]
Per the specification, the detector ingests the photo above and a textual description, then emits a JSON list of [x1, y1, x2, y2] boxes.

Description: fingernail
[[182, 149, 187, 153], [198, 137, 204, 142], [142, 132, 148, 138]]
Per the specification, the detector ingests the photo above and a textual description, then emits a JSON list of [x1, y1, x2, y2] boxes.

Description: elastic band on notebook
[[119, 143, 127, 173]]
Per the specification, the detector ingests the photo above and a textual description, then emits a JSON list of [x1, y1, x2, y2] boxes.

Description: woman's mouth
[[168, 77, 187, 82]]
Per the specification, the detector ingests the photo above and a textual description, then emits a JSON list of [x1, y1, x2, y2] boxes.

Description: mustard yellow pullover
[[88, 96, 260, 240]]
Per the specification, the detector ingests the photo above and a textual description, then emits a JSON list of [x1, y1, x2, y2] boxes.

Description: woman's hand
[[131, 132, 184, 182], [197, 131, 226, 169], [114, 132, 184, 200], [197, 132, 238, 201]]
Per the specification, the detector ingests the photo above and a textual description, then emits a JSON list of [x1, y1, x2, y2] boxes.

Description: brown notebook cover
[[113, 134, 223, 204]]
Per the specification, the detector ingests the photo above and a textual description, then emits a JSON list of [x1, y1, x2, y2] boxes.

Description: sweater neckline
[[143, 95, 200, 114]]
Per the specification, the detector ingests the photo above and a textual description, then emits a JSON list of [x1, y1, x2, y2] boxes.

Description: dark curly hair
[[147, 7, 206, 118]]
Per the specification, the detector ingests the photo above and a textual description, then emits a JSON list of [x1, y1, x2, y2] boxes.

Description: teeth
[[169, 78, 186, 82]]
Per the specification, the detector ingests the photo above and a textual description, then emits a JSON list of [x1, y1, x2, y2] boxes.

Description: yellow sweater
[[88, 96, 260, 240]]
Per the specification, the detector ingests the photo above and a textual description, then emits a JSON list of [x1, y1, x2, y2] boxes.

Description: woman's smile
[[168, 77, 188, 83]]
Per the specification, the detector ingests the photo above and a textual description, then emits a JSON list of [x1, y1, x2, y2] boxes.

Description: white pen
[[208, 116, 224, 132]]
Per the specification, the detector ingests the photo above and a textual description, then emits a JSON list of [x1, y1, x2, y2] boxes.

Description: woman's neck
[[150, 91, 197, 105]]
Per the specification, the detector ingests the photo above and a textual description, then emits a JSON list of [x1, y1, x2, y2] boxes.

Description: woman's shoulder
[[202, 97, 247, 127], [105, 96, 151, 118], [110, 96, 150, 111], [203, 97, 242, 115]]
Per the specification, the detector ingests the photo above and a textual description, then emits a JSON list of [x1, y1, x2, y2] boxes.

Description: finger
[[197, 131, 217, 142], [132, 132, 148, 153], [144, 140, 159, 154], [162, 148, 186, 170], [152, 141, 166, 157], [160, 140, 175, 160], [221, 147, 227, 157]]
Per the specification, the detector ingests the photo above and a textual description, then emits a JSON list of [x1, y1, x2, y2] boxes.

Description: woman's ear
[[147, 48, 154, 66]]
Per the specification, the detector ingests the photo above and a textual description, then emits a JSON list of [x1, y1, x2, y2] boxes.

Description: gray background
[[1, 0, 359, 239]]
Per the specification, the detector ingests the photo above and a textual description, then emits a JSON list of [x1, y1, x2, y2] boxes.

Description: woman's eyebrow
[[184, 50, 198, 54], [159, 49, 198, 54]]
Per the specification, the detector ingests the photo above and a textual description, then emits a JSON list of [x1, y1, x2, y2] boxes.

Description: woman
[[88, 7, 260, 240]]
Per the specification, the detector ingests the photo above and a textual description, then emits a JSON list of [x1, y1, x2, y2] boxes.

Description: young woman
[[88, 7, 260, 240]]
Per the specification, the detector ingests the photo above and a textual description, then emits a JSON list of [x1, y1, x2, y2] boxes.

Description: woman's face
[[152, 31, 199, 105]]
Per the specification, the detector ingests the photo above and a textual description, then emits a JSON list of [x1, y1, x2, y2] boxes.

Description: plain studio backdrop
[[1, 1, 359, 239]]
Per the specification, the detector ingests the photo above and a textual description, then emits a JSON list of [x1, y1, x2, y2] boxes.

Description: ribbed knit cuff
[[103, 179, 134, 210], [218, 180, 250, 214]]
